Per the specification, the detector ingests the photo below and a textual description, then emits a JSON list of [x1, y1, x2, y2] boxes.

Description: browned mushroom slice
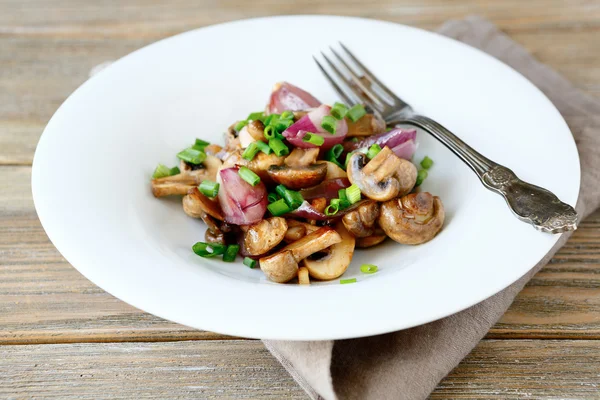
[[267, 163, 327, 190], [323, 161, 347, 180], [355, 228, 387, 248], [238, 120, 267, 148], [284, 225, 306, 242], [152, 174, 199, 197], [259, 227, 342, 283], [342, 201, 379, 237], [303, 222, 355, 280], [203, 143, 223, 157], [284, 148, 319, 168], [347, 146, 417, 202], [224, 123, 241, 152], [379, 192, 444, 245], [287, 219, 320, 234], [182, 187, 224, 220], [243, 217, 288, 256], [346, 114, 386, 137], [222, 150, 285, 183]]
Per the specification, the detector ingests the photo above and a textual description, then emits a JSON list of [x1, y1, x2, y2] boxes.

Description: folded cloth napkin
[[263, 16, 600, 400]]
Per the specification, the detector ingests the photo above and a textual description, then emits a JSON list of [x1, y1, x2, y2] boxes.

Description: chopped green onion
[[344, 152, 353, 169], [192, 242, 227, 258], [267, 193, 279, 203], [255, 141, 272, 154], [243, 257, 257, 268], [331, 102, 349, 120], [340, 278, 357, 284], [193, 138, 210, 152], [302, 133, 324, 146], [346, 184, 361, 204], [242, 142, 260, 161], [280, 111, 294, 120], [282, 189, 304, 210], [360, 264, 378, 274], [269, 138, 290, 156], [199, 180, 219, 198], [177, 148, 206, 165], [238, 166, 261, 186], [416, 169, 428, 186], [325, 144, 344, 168], [234, 120, 248, 132], [367, 143, 382, 160], [324, 202, 339, 216], [268, 198, 292, 216], [273, 119, 293, 133], [338, 189, 348, 202], [169, 166, 181, 175], [386, 126, 393, 132], [347, 104, 366, 122], [321, 115, 337, 134], [152, 164, 172, 179], [420, 156, 434, 170], [247, 111, 264, 121], [263, 125, 277, 140], [222, 244, 239, 262], [263, 114, 277, 126], [350, 137, 359, 143], [275, 184, 288, 198]]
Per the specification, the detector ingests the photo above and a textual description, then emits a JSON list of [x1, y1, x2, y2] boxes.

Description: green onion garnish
[[346, 184, 361, 204], [152, 164, 172, 179], [350, 137, 359, 143], [247, 111, 264, 121], [234, 120, 248, 132], [367, 143, 382, 159], [338, 189, 348, 203], [169, 166, 181, 175], [326, 143, 344, 163], [177, 148, 206, 165], [243, 257, 257, 268], [275, 184, 288, 198], [340, 278, 357, 284], [273, 118, 293, 132], [420, 156, 434, 170], [416, 169, 428, 186], [268, 138, 290, 156], [283, 190, 303, 209], [255, 141, 272, 154], [238, 166, 261, 186], [242, 142, 260, 161], [193, 138, 210, 152], [263, 125, 277, 140], [324, 202, 340, 216], [347, 104, 366, 122], [331, 102, 349, 120], [267, 193, 279, 203], [280, 111, 293, 119], [360, 264, 378, 274], [198, 180, 219, 198], [302, 133, 325, 146], [192, 242, 227, 258], [268, 198, 292, 216], [321, 115, 337, 134], [222, 244, 239, 262]]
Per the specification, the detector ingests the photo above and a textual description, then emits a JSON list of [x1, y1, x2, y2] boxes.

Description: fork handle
[[393, 114, 579, 234]]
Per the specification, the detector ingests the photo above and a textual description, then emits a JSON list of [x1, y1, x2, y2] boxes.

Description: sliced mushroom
[[347, 146, 417, 201], [379, 192, 444, 245], [259, 227, 342, 283], [323, 161, 347, 180], [342, 201, 379, 238], [284, 147, 319, 167], [221, 150, 285, 182], [267, 163, 327, 190], [203, 143, 223, 157], [287, 219, 320, 234], [182, 187, 224, 220], [303, 222, 355, 280], [238, 120, 266, 148], [298, 267, 310, 285], [243, 217, 288, 256], [346, 114, 386, 137], [356, 227, 387, 248], [152, 174, 198, 197], [224, 124, 241, 152], [284, 225, 306, 242]]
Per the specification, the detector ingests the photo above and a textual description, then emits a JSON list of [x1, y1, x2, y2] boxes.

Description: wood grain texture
[[1, 0, 599, 164], [2, 166, 600, 344], [0, 340, 599, 399]]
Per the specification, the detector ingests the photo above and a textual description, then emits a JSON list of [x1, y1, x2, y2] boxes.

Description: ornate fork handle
[[394, 114, 578, 233]]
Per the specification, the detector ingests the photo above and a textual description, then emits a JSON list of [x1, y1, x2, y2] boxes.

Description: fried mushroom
[[342, 201, 379, 238], [267, 163, 327, 190], [242, 217, 288, 256]]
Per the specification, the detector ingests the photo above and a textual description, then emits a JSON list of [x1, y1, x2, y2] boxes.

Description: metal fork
[[315, 43, 578, 234]]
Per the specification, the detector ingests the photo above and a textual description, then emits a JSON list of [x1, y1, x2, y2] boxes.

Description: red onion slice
[[283, 105, 348, 150], [343, 128, 417, 153], [391, 139, 417, 160], [288, 199, 370, 221], [267, 82, 321, 115], [217, 167, 268, 225], [299, 178, 350, 200]]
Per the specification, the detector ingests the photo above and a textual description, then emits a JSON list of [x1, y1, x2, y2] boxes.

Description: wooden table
[[2, 1, 599, 398]]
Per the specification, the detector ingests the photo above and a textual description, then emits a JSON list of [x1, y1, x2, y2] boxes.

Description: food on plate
[[150, 82, 444, 284]]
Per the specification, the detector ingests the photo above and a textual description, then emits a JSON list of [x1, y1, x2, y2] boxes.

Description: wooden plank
[[1, 1, 599, 164], [2, 165, 600, 343], [0, 339, 598, 399]]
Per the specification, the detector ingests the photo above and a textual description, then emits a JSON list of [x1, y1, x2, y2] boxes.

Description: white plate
[[32, 16, 580, 340]]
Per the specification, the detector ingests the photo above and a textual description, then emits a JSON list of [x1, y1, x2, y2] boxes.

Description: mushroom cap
[[347, 152, 399, 201], [243, 217, 288, 256], [342, 201, 379, 238], [323, 161, 347, 180], [379, 192, 445, 245], [303, 221, 355, 280], [260, 250, 298, 283], [183, 187, 224, 220], [267, 163, 328, 190]]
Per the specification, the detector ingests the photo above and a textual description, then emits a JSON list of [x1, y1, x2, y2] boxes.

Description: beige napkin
[[263, 16, 600, 400]]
